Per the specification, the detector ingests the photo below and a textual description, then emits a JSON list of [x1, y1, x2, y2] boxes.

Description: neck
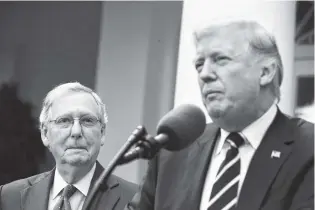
[[56, 162, 94, 184]]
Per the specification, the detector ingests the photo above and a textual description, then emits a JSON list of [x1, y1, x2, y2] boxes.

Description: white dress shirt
[[48, 163, 96, 210], [200, 104, 277, 210]]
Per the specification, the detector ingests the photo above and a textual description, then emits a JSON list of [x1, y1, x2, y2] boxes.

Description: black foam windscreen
[[156, 104, 206, 151]]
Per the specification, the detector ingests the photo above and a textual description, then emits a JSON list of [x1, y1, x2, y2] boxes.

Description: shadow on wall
[[0, 82, 45, 185]]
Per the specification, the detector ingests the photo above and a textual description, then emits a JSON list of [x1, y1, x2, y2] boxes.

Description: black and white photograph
[[0, 1, 313, 210]]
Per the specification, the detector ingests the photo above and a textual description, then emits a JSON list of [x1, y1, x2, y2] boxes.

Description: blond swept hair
[[193, 20, 283, 102]]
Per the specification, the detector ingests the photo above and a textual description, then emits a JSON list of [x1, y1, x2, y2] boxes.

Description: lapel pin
[[271, 150, 281, 159]]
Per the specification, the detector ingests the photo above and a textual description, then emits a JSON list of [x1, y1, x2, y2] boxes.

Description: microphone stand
[[82, 126, 146, 210], [117, 133, 164, 165]]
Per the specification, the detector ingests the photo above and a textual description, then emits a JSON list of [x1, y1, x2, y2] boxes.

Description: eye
[[214, 56, 231, 65], [195, 59, 205, 72], [80, 116, 98, 126], [56, 117, 72, 124], [82, 117, 94, 123]]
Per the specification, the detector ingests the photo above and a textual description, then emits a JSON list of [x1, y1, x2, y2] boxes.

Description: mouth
[[66, 147, 87, 151], [204, 90, 222, 98]]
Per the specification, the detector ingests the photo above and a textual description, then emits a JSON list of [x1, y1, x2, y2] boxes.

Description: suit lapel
[[237, 111, 295, 210], [20, 169, 54, 210], [20, 162, 120, 210], [187, 124, 220, 210], [82, 161, 120, 210]]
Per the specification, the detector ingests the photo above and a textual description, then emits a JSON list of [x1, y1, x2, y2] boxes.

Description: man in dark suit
[[0, 82, 137, 210], [126, 20, 314, 210]]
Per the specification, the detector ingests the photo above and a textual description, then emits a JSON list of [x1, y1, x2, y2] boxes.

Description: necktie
[[53, 184, 77, 210], [208, 132, 244, 210]]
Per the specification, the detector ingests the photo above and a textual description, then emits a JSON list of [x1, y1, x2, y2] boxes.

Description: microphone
[[83, 104, 206, 210], [118, 104, 206, 164]]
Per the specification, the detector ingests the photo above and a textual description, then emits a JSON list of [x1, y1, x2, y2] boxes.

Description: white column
[[174, 0, 297, 119]]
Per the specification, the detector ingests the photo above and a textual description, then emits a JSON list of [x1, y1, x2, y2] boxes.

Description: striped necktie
[[53, 184, 77, 210], [208, 132, 244, 210]]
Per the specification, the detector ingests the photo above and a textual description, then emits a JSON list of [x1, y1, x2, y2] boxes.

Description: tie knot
[[62, 184, 77, 199], [226, 132, 244, 148]]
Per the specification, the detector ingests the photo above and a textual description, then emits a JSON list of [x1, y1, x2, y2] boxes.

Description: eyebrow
[[193, 57, 203, 64], [193, 52, 206, 63], [56, 111, 98, 118], [194, 50, 228, 62]]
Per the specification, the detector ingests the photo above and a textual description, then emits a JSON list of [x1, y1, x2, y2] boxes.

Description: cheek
[[84, 130, 103, 146], [228, 74, 259, 99], [221, 70, 258, 99], [47, 129, 69, 146], [197, 77, 204, 89], [49, 128, 69, 139]]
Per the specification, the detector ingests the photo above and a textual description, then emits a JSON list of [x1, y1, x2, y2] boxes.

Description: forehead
[[50, 92, 99, 118], [195, 26, 249, 58]]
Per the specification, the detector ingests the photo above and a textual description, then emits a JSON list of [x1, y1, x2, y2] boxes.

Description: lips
[[206, 91, 221, 94], [66, 147, 86, 150], [204, 90, 222, 96]]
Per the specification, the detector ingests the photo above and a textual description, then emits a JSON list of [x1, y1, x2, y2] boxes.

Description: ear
[[260, 59, 277, 86], [41, 124, 50, 147], [100, 125, 106, 146]]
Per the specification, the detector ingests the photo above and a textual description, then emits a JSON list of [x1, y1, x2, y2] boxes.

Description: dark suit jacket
[[0, 161, 137, 210], [127, 110, 314, 210]]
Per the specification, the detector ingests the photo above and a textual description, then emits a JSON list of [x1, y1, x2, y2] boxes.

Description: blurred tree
[[0, 82, 45, 185]]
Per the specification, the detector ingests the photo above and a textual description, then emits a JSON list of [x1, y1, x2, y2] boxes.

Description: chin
[[209, 110, 224, 120], [63, 155, 91, 166], [207, 105, 225, 119]]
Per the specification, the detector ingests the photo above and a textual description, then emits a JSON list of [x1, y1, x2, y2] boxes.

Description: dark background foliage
[[0, 82, 45, 185]]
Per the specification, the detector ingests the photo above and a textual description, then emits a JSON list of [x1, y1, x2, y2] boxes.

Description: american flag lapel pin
[[271, 150, 281, 159]]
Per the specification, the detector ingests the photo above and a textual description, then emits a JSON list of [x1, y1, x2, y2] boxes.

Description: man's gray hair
[[39, 82, 108, 129], [193, 20, 283, 102]]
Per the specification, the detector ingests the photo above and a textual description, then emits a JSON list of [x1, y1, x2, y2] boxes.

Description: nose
[[70, 119, 82, 139], [199, 59, 217, 82]]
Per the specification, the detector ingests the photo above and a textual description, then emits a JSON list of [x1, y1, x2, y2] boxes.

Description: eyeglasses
[[48, 115, 101, 128]]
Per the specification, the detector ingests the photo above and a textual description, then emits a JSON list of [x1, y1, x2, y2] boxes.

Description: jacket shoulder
[[278, 114, 314, 168], [286, 115, 314, 153], [293, 117, 314, 140], [0, 171, 51, 198], [110, 175, 138, 209], [112, 175, 138, 196]]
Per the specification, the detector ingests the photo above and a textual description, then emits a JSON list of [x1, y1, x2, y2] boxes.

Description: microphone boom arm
[[118, 133, 168, 165], [82, 125, 146, 210]]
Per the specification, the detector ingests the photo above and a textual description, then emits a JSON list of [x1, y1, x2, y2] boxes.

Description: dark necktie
[[53, 184, 77, 210], [208, 132, 244, 210]]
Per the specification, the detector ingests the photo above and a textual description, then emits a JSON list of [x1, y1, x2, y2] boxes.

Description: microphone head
[[156, 104, 206, 151]]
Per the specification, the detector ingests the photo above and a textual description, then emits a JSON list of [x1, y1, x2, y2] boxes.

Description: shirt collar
[[215, 129, 230, 155], [216, 104, 277, 155], [51, 163, 96, 199], [241, 104, 277, 149]]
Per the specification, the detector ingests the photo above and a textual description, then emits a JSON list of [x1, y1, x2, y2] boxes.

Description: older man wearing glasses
[[0, 82, 137, 210]]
